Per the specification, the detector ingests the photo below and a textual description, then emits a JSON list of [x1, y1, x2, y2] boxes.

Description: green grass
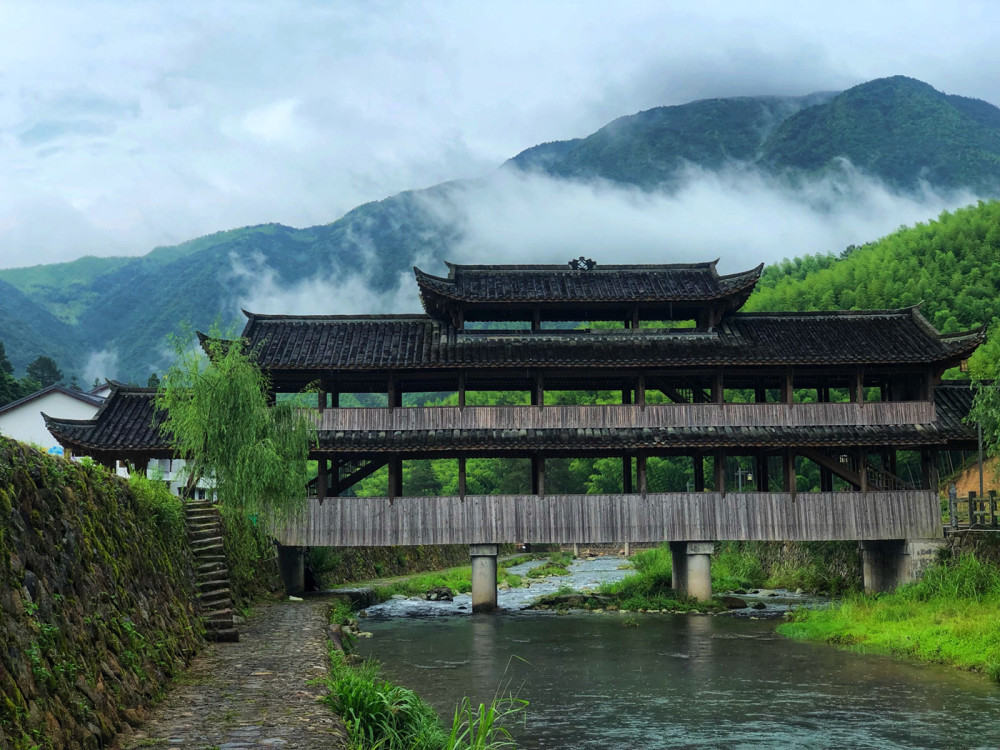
[[779, 554, 1000, 680], [369, 557, 531, 601], [594, 545, 716, 612]]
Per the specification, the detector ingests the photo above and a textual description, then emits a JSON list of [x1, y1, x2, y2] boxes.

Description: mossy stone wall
[[0, 438, 202, 749]]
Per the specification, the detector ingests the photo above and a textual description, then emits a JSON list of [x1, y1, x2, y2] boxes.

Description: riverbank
[[779, 551, 1000, 681]]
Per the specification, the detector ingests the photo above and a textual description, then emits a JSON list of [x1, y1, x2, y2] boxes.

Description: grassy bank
[[366, 553, 557, 601], [324, 605, 526, 749], [779, 554, 1000, 681]]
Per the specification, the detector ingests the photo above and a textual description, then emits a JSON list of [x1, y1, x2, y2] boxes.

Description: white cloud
[[83, 347, 120, 386], [417, 163, 979, 273], [0, 2, 999, 268]]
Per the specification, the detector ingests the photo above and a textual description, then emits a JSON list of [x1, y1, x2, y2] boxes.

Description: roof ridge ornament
[[568, 256, 596, 270]]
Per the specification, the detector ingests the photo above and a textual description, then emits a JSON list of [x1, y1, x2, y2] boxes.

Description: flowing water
[[351, 557, 1000, 749]]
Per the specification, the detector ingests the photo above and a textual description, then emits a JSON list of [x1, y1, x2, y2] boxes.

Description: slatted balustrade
[[275, 490, 942, 547], [310, 401, 935, 432]]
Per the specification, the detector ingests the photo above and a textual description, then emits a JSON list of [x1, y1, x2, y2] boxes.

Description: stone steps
[[184, 501, 238, 642]]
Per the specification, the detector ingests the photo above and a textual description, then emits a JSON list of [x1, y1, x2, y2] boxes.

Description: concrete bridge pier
[[277, 544, 305, 596], [861, 538, 945, 593], [669, 541, 714, 601], [470, 544, 498, 613]]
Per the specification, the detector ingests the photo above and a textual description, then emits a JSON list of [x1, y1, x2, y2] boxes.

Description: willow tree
[[155, 325, 315, 529]]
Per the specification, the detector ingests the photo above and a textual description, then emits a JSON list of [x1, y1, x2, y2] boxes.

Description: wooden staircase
[[185, 500, 239, 642]]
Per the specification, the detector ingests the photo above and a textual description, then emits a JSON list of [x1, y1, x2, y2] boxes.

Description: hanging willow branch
[[155, 323, 315, 529]]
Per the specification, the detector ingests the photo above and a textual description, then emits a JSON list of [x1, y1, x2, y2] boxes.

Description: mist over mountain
[[2, 76, 999, 383]]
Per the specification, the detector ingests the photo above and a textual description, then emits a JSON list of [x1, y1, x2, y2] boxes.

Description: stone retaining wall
[[0, 438, 203, 749]]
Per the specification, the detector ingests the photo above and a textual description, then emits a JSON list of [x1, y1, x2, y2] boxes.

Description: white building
[[0, 385, 106, 451]]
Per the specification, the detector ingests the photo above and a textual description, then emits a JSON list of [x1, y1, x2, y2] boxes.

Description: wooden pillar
[[714, 451, 726, 495], [754, 386, 766, 404], [456, 309, 465, 331], [783, 451, 796, 496], [532, 308, 541, 332], [388, 376, 401, 410], [693, 453, 705, 492], [458, 457, 467, 498], [781, 369, 793, 405], [317, 458, 328, 502], [755, 453, 769, 492], [819, 381, 830, 403], [888, 449, 898, 478], [532, 454, 545, 497], [820, 466, 833, 492], [637, 452, 648, 495], [921, 449, 939, 491], [388, 456, 403, 500], [859, 449, 868, 494], [623, 456, 633, 494], [531, 372, 545, 407], [851, 369, 865, 405], [636, 371, 646, 406], [458, 373, 467, 408], [330, 387, 340, 408], [631, 307, 640, 330], [622, 386, 632, 405], [711, 369, 724, 404], [317, 384, 326, 411]]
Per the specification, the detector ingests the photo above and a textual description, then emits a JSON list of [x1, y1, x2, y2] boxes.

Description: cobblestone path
[[121, 598, 347, 749]]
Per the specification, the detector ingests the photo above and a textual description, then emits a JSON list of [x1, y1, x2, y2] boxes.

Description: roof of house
[[0, 384, 105, 416], [414, 260, 764, 317], [235, 307, 983, 372], [44, 381, 166, 454]]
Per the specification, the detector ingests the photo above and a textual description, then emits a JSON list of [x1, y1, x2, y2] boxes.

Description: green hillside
[[761, 77, 1000, 191], [508, 92, 836, 185], [745, 200, 1000, 376]]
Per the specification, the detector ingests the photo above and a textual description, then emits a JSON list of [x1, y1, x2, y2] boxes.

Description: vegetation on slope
[[780, 552, 1000, 681], [745, 199, 1000, 377]]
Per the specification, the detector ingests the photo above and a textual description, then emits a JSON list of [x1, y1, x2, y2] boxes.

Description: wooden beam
[[623, 456, 633, 494], [755, 453, 769, 492], [784, 451, 796, 498], [781, 369, 793, 405], [693, 453, 705, 492], [711, 369, 724, 404], [458, 372, 466, 408], [458, 457, 467, 498], [388, 376, 401, 410], [335, 458, 388, 495], [799, 447, 862, 488], [637, 452, 648, 495]]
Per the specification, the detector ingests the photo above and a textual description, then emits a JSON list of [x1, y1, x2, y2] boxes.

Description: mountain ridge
[[2, 75, 1000, 381]]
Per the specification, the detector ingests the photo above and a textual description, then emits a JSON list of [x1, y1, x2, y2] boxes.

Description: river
[[352, 557, 1000, 749]]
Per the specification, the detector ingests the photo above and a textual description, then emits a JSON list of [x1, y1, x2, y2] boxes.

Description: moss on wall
[[0, 438, 203, 748], [308, 545, 473, 587]]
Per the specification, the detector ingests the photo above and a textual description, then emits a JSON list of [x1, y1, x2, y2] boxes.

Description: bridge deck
[[274, 490, 942, 546]]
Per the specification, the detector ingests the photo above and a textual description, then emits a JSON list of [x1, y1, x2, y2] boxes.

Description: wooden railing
[[275, 490, 943, 546], [310, 401, 935, 432], [947, 488, 1000, 529]]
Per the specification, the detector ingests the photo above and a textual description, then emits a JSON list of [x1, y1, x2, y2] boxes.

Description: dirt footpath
[[120, 597, 347, 749]]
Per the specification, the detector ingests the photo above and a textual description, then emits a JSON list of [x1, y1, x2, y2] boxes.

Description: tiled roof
[[44, 382, 168, 453], [314, 422, 970, 453], [415, 261, 763, 315], [237, 308, 982, 371]]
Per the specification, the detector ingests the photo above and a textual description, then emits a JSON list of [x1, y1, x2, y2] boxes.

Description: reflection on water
[[353, 558, 1000, 749]]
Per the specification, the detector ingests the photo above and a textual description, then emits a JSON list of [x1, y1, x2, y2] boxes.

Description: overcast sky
[[2, 0, 999, 270]]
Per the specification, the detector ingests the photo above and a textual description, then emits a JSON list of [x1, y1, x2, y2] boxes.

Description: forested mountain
[[2, 76, 1000, 382], [745, 200, 1000, 377]]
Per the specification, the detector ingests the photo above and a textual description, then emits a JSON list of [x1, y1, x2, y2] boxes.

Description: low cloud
[[418, 162, 979, 273], [231, 251, 421, 317], [83, 347, 120, 386]]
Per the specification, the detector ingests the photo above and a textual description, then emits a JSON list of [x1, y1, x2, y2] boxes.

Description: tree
[[0, 341, 12, 375], [26, 356, 63, 387], [155, 325, 315, 527], [147, 372, 161, 389]]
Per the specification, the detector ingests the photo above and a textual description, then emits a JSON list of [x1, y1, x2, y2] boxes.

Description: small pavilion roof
[[44, 381, 169, 454], [236, 307, 983, 373], [414, 261, 763, 319]]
